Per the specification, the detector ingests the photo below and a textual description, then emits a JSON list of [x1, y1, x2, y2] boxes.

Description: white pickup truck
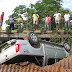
[[0, 32, 70, 66]]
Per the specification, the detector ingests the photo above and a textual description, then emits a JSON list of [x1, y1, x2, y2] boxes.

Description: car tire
[[28, 32, 39, 45]]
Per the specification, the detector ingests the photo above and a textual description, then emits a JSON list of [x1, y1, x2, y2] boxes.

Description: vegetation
[[51, 33, 59, 43]]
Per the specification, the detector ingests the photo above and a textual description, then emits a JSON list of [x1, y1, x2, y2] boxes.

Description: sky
[[62, 0, 72, 11], [0, 0, 72, 29], [0, 0, 38, 23]]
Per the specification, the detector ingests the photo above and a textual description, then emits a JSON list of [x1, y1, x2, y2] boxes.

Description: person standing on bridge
[[27, 21, 30, 30], [17, 15, 24, 30], [64, 11, 70, 30], [45, 14, 51, 31], [32, 11, 39, 30], [53, 11, 61, 30], [0, 12, 4, 30], [8, 15, 15, 30]]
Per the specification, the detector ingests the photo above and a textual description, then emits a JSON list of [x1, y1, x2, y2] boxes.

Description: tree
[[28, 0, 63, 30], [30, 0, 63, 17], [12, 5, 26, 18]]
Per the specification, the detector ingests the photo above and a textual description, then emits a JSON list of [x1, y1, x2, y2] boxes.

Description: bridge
[[0, 30, 71, 42]]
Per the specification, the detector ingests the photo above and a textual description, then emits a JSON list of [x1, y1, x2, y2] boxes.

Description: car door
[[0, 51, 6, 64], [4, 45, 16, 61], [0, 45, 16, 64]]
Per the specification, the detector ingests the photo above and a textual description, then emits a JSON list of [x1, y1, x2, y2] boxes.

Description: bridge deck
[[0, 30, 71, 39]]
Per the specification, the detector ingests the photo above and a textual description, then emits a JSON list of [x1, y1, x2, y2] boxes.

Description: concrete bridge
[[0, 30, 71, 42]]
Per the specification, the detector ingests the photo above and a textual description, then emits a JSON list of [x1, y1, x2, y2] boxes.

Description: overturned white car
[[0, 32, 70, 66]]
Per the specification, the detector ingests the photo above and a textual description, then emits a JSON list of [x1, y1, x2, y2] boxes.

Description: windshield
[[0, 39, 16, 52]]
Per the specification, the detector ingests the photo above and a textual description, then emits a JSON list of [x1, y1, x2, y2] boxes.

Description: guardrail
[[0, 30, 71, 34]]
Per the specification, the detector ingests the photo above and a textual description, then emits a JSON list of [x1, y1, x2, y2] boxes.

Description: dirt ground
[[0, 55, 72, 72]]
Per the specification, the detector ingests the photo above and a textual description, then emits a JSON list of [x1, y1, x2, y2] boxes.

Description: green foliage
[[6, 26, 9, 30], [51, 33, 59, 43], [12, 5, 26, 18], [5, 20, 10, 25], [64, 36, 72, 46], [62, 27, 65, 30], [68, 38, 72, 46], [30, 0, 62, 19], [69, 11, 72, 20], [68, 30, 72, 35]]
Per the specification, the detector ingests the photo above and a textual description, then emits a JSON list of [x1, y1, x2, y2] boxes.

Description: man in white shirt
[[53, 11, 61, 30], [64, 11, 70, 30]]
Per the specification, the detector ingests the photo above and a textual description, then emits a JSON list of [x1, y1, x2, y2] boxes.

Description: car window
[[1, 44, 9, 50], [0, 40, 16, 52]]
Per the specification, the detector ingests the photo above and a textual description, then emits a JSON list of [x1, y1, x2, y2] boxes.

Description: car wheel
[[28, 32, 38, 45]]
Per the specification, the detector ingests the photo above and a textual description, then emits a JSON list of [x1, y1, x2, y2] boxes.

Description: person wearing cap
[[0, 12, 4, 30], [64, 11, 70, 30], [53, 11, 61, 30], [32, 11, 39, 30]]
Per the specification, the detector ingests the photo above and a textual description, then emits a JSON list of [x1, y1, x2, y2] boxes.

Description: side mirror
[[6, 39, 16, 45], [63, 42, 70, 52]]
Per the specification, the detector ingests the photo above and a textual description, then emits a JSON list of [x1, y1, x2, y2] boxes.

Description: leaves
[[12, 5, 26, 18]]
